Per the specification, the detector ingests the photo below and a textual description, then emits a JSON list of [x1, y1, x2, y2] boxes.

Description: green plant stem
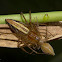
[[0, 11, 62, 24]]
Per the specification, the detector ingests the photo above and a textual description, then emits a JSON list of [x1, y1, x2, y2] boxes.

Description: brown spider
[[5, 11, 55, 55]]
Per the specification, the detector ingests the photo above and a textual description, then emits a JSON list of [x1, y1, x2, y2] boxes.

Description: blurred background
[[0, 0, 62, 62], [0, 0, 62, 14]]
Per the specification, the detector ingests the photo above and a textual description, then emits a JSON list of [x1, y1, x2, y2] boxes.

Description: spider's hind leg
[[39, 23, 54, 42]]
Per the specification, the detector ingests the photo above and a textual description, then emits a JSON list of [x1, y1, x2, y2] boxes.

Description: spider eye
[[36, 36, 40, 41]]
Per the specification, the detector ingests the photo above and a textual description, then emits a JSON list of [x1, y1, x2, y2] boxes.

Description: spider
[[5, 11, 55, 55]]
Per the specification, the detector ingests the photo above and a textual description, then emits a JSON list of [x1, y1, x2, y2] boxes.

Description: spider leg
[[41, 24, 48, 41], [39, 23, 54, 42], [40, 29, 54, 37], [45, 24, 48, 41], [21, 12, 28, 24], [27, 45, 44, 54], [29, 11, 31, 23], [36, 17, 39, 27], [20, 47, 33, 54], [17, 40, 33, 54]]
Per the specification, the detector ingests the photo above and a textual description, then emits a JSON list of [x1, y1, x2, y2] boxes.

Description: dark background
[[0, 0, 62, 62], [0, 0, 62, 14]]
